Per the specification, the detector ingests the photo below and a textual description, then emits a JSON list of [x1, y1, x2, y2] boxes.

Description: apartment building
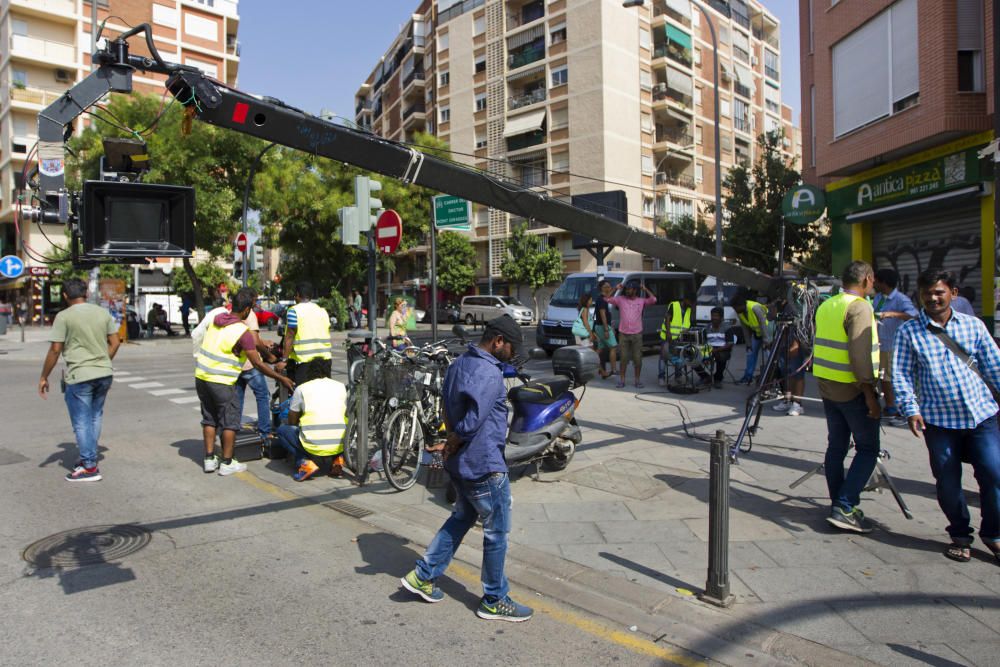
[[0, 0, 240, 321], [800, 0, 995, 322], [355, 0, 799, 298]]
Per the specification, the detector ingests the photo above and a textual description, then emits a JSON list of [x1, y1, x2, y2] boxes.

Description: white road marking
[[149, 388, 186, 396], [129, 382, 164, 389], [170, 395, 202, 404]]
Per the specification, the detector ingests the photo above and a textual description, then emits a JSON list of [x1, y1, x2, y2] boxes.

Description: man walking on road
[[401, 315, 534, 622], [197, 288, 293, 476], [283, 282, 332, 386], [38, 278, 121, 482], [812, 261, 881, 533], [893, 269, 1000, 564]]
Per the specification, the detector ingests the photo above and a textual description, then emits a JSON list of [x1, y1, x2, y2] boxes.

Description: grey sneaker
[[400, 570, 444, 603], [203, 455, 220, 473], [826, 506, 872, 533], [772, 401, 791, 413], [476, 596, 533, 622], [218, 459, 247, 476]]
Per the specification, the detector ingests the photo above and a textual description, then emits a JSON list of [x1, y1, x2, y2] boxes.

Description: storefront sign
[[781, 185, 825, 225], [827, 135, 988, 220]]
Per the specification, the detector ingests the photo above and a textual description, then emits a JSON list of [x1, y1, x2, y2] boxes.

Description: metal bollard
[[700, 429, 735, 607]]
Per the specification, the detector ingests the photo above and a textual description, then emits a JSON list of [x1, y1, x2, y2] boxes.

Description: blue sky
[[238, 0, 801, 124]]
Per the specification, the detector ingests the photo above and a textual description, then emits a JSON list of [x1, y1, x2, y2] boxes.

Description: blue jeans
[[64, 376, 113, 469], [741, 336, 762, 381], [923, 415, 1000, 545], [275, 424, 308, 463], [416, 471, 512, 602], [236, 368, 271, 436], [823, 394, 880, 512]]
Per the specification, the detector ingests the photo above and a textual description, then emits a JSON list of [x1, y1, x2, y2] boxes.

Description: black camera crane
[[28, 25, 779, 297]]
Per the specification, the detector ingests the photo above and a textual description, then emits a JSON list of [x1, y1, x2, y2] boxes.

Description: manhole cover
[[324, 500, 373, 519], [23, 525, 152, 568]]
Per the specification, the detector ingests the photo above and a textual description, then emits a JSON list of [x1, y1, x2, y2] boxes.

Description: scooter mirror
[[528, 347, 548, 360], [452, 324, 468, 340]]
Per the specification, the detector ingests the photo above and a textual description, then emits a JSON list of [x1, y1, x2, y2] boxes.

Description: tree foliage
[[500, 223, 563, 319], [169, 261, 236, 304], [720, 130, 821, 274], [658, 214, 715, 256], [435, 231, 477, 296]]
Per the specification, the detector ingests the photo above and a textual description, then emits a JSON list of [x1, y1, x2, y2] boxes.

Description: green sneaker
[[476, 596, 533, 622], [400, 570, 444, 603], [826, 506, 872, 534]]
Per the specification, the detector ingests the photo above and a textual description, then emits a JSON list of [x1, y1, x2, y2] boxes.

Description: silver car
[[460, 295, 533, 325]]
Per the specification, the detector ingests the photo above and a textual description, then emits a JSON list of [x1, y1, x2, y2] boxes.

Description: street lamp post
[[240, 142, 278, 288]]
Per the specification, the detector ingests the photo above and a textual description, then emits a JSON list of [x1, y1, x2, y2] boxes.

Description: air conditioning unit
[[54, 69, 71, 83], [653, 82, 667, 94]]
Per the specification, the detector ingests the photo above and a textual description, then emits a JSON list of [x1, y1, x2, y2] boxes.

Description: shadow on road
[[599, 551, 697, 592], [38, 442, 108, 470]]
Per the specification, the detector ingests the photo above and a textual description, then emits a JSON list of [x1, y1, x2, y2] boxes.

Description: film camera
[[668, 327, 714, 394]]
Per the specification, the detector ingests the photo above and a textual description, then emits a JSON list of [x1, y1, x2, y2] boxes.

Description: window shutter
[[957, 0, 984, 50], [832, 11, 889, 136], [890, 0, 919, 103]]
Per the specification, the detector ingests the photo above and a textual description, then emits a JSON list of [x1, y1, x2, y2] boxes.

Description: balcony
[[11, 0, 76, 18], [653, 43, 692, 69], [9, 34, 76, 65], [734, 116, 752, 134], [732, 12, 750, 30], [507, 0, 545, 28], [733, 45, 750, 64], [734, 82, 751, 100], [765, 34, 780, 49], [655, 125, 693, 146], [508, 88, 546, 110], [512, 161, 548, 187], [402, 102, 426, 119], [653, 83, 692, 109], [507, 130, 546, 152], [8, 84, 65, 107], [655, 171, 696, 189], [355, 100, 371, 115], [764, 65, 780, 82], [226, 36, 241, 57], [508, 45, 545, 70], [403, 68, 425, 89], [652, 0, 691, 28]]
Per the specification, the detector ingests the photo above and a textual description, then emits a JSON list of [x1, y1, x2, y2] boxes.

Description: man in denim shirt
[[401, 315, 534, 622], [872, 268, 917, 426]]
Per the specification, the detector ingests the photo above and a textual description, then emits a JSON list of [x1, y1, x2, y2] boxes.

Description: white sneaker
[[787, 402, 804, 417], [203, 455, 220, 473], [218, 459, 247, 476], [657, 377, 667, 387], [772, 401, 791, 413]]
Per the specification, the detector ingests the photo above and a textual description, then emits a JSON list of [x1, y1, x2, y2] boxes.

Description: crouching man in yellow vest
[[274, 357, 348, 481], [812, 260, 881, 534], [196, 288, 295, 476], [282, 281, 332, 386]]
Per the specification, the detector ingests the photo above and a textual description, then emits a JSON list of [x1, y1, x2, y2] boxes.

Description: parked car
[[460, 295, 533, 325], [254, 305, 279, 327], [421, 301, 461, 324]]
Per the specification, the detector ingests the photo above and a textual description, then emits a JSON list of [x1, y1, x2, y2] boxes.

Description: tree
[[435, 231, 477, 296], [66, 93, 274, 315], [658, 214, 715, 255], [500, 223, 563, 321], [719, 130, 821, 274], [169, 261, 236, 305]]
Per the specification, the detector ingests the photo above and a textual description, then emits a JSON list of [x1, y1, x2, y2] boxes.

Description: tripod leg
[[876, 462, 914, 520], [789, 462, 825, 489], [728, 324, 792, 461]]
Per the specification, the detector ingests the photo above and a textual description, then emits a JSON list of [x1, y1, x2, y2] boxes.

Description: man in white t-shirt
[[236, 292, 280, 440]]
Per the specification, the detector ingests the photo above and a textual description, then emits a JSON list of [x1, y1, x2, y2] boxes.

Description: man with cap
[[400, 314, 534, 623]]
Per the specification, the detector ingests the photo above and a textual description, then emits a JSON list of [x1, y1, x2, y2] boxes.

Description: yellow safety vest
[[289, 302, 332, 362], [195, 322, 249, 385], [297, 377, 347, 457], [738, 300, 764, 336], [812, 292, 879, 384], [659, 301, 691, 341]]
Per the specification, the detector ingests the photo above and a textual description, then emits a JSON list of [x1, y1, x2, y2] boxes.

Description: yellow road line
[[448, 562, 706, 667], [234, 470, 300, 501]]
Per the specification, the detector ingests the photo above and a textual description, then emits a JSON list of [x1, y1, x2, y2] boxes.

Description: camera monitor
[[81, 181, 195, 259]]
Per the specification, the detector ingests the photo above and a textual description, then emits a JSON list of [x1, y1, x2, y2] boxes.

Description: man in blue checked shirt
[[893, 268, 1000, 565], [872, 268, 918, 427]]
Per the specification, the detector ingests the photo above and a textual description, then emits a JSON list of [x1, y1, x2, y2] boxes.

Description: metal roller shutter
[[871, 206, 982, 311]]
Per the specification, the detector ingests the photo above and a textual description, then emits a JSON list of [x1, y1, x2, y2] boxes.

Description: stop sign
[[375, 210, 402, 255], [235, 232, 248, 253]]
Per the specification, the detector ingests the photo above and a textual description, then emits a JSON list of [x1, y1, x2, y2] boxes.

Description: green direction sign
[[782, 184, 825, 225], [433, 195, 472, 231]]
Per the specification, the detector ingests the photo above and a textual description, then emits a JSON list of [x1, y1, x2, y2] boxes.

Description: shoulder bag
[[571, 308, 589, 338], [927, 324, 1000, 403]]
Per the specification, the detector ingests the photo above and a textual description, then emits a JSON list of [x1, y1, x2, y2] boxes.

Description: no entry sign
[[375, 210, 402, 255]]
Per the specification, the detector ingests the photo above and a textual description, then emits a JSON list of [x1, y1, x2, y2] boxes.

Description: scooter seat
[[508, 378, 573, 404]]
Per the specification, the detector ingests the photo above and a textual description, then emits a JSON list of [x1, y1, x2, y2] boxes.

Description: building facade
[[356, 0, 799, 298], [800, 0, 995, 325], [0, 0, 240, 322]]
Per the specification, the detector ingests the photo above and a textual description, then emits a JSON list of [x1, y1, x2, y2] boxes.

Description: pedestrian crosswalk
[[114, 368, 206, 411]]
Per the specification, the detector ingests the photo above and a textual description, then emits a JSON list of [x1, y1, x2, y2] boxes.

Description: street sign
[[375, 209, 402, 255], [235, 232, 248, 253], [782, 185, 826, 226], [433, 194, 472, 231], [28, 266, 50, 278], [0, 255, 24, 279]]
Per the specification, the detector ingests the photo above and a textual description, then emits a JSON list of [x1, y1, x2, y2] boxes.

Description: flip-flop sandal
[[944, 543, 972, 562]]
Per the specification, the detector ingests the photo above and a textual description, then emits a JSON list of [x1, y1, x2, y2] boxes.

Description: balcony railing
[[507, 0, 545, 28], [19, 0, 76, 16], [766, 34, 780, 49], [507, 130, 546, 152], [10, 34, 75, 63], [655, 172, 696, 189], [655, 126, 693, 145], [734, 117, 752, 134], [653, 86, 692, 109], [513, 165, 548, 187], [733, 45, 750, 64], [8, 84, 65, 106], [507, 47, 545, 70], [653, 43, 692, 68], [732, 12, 750, 29], [765, 100, 781, 115], [508, 88, 546, 110], [403, 68, 425, 88], [734, 82, 751, 99], [438, 0, 486, 23], [653, 0, 692, 27], [764, 65, 780, 81], [403, 102, 426, 119]]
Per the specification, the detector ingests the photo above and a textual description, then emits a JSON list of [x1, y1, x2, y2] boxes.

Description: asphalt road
[[0, 338, 672, 666]]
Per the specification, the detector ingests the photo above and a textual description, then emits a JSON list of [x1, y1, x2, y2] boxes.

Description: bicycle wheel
[[382, 407, 422, 491]]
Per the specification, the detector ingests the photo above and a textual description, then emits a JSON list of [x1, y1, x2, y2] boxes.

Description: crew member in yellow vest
[[657, 293, 701, 386], [282, 281, 333, 386], [812, 260, 881, 534], [197, 288, 295, 476], [733, 296, 771, 384], [275, 358, 348, 481]]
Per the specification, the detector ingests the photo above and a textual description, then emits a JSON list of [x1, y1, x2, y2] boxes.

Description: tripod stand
[[788, 447, 914, 519]]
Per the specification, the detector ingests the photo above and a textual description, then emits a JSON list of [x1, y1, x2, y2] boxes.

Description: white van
[[460, 294, 534, 325], [694, 277, 742, 328], [536, 271, 696, 354]]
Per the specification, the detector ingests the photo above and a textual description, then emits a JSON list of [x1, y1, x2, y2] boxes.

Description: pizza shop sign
[[827, 141, 985, 220]]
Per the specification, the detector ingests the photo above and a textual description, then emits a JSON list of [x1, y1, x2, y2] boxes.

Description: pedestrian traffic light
[[252, 244, 264, 271], [354, 175, 382, 231]]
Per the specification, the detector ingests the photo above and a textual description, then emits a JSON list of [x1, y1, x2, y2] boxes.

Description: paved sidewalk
[[253, 339, 999, 666]]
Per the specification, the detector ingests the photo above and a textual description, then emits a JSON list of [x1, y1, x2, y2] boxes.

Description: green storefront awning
[[665, 24, 692, 51]]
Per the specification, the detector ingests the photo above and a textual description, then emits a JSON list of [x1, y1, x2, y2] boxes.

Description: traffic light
[[252, 244, 264, 271], [339, 206, 360, 245], [354, 175, 383, 231]]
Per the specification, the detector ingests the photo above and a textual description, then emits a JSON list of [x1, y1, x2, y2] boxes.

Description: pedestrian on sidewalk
[[872, 268, 917, 427], [274, 357, 347, 481], [812, 260, 881, 533], [893, 268, 1000, 564], [401, 315, 534, 622], [733, 295, 770, 384], [572, 293, 597, 346], [197, 288, 293, 476], [594, 280, 618, 379], [38, 278, 121, 482], [608, 280, 656, 388]]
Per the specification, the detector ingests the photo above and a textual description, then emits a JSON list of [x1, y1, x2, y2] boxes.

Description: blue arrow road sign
[[0, 255, 24, 279]]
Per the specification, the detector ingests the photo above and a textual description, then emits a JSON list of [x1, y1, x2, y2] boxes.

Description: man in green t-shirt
[[39, 278, 121, 482]]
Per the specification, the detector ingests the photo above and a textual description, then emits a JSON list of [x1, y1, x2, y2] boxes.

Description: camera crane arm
[[35, 30, 775, 295]]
